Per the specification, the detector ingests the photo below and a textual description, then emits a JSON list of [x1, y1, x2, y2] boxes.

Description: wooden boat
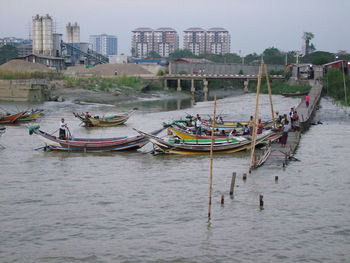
[[29, 125, 163, 152], [135, 129, 280, 155], [0, 112, 26, 124], [281, 91, 308, 97], [168, 126, 233, 140], [73, 110, 135, 127], [18, 109, 44, 122]]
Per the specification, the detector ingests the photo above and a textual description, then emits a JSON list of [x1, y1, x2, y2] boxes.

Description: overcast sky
[[0, 0, 349, 55]]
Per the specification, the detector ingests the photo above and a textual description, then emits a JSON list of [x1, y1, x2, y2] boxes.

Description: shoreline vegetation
[[323, 69, 350, 106], [0, 68, 349, 106]]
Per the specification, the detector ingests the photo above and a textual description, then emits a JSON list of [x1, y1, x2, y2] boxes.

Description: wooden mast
[[208, 95, 217, 221], [263, 61, 276, 128], [249, 61, 263, 172]]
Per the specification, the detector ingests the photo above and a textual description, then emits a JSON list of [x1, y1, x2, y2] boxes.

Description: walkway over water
[[257, 78, 323, 169]]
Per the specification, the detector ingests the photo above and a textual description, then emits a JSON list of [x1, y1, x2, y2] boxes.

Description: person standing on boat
[[248, 115, 254, 135], [280, 120, 291, 148], [59, 118, 68, 140], [195, 117, 202, 136], [257, 119, 264, 134]]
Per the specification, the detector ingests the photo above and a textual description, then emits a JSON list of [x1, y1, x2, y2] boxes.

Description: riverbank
[[50, 85, 192, 105]]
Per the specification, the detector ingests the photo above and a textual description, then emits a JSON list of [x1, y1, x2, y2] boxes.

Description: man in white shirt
[[59, 118, 67, 139]]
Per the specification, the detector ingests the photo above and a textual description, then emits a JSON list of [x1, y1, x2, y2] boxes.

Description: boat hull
[[32, 129, 148, 152], [0, 112, 26, 124], [136, 129, 280, 155]]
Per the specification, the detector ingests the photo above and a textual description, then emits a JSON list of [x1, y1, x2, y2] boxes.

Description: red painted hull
[[0, 112, 26, 124]]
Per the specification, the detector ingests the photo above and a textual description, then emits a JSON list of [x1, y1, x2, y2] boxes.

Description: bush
[[325, 69, 350, 105]]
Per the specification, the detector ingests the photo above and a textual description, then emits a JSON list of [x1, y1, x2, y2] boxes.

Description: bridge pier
[[164, 79, 169, 90], [203, 79, 208, 101], [177, 79, 182, 92], [243, 79, 249, 93], [191, 79, 195, 94]]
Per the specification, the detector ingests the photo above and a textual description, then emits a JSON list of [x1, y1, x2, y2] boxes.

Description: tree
[[303, 32, 315, 55], [0, 45, 18, 65], [147, 51, 161, 58], [244, 53, 260, 64], [130, 47, 136, 57], [262, 47, 285, 64], [169, 49, 196, 59], [301, 51, 334, 64]]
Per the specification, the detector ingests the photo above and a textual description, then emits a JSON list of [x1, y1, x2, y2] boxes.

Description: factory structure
[[15, 14, 109, 69]]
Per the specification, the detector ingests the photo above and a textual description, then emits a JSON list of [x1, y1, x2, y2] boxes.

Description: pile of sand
[[0, 59, 53, 72], [64, 64, 153, 76]]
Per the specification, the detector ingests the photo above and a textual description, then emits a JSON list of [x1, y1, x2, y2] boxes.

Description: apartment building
[[89, 34, 118, 56], [206, 27, 230, 55], [131, 27, 154, 58], [153, 28, 179, 57], [183, 27, 206, 56]]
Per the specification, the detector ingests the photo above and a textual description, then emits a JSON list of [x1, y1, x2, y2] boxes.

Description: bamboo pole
[[249, 61, 263, 172], [341, 62, 348, 106], [208, 95, 217, 221], [263, 62, 276, 128]]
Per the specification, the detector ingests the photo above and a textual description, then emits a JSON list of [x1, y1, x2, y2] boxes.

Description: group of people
[[275, 107, 300, 147]]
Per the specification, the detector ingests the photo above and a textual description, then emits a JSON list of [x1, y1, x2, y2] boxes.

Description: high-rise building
[[183, 28, 206, 56], [131, 28, 154, 58], [89, 34, 118, 56], [153, 28, 179, 57], [66, 22, 80, 43], [206, 28, 230, 55]]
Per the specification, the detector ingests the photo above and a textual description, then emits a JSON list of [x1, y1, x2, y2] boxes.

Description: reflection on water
[[120, 88, 244, 112]]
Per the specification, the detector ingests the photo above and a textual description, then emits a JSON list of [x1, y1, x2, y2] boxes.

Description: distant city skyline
[[0, 0, 349, 56]]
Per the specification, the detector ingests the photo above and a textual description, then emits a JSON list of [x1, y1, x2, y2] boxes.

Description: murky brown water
[[0, 92, 349, 262]]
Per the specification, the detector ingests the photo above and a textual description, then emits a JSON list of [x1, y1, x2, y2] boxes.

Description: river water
[[0, 92, 349, 263]]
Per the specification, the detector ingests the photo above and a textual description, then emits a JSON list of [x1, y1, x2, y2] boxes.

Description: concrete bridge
[[162, 73, 284, 99]]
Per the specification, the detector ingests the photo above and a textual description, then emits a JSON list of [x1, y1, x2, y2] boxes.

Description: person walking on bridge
[[305, 95, 310, 107]]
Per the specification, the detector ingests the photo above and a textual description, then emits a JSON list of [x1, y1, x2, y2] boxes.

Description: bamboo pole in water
[[263, 62, 276, 128], [208, 95, 217, 221], [341, 62, 348, 107], [249, 61, 263, 172]]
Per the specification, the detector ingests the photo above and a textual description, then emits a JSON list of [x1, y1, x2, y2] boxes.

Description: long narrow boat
[[73, 110, 135, 127], [18, 109, 44, 122], [0, 112, 26, 124], [29, 125, 163, 152], [168, 126, 231, 140], [135, 129, 280, 155]]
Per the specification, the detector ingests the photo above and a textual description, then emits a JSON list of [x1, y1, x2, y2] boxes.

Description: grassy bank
[[64, 75, 144, 93], [0, 69, 62, 80], [250, 79, 311, 95], [324, 69, 350, 106]]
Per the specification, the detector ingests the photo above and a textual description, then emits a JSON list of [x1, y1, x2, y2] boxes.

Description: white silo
[[72, 22, 80, 43], [32, 15, 43, 54], [66, 22, 80, 43], [42, 14, 54, 56]]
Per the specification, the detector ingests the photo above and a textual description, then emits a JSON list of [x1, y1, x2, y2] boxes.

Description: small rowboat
[[29, 125, 163, 152], [135, 128, 280, 155], [73, 110, 135, 127], [0, 112, 26, 124]]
